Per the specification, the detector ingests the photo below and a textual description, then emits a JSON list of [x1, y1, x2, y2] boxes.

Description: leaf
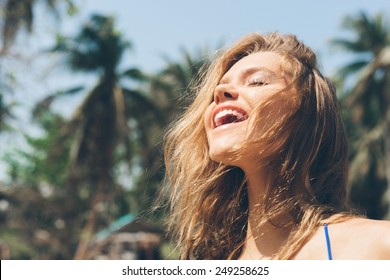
[[57, 86, 85, 96], [32, 86, 85, 118], [121, 68, 146, 81]]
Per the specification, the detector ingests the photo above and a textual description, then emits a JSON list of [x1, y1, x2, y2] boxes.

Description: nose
[[213, 84, 239, 104]]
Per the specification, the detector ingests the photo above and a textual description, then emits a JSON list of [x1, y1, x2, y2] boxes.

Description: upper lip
[[212, 104, 249, 128]]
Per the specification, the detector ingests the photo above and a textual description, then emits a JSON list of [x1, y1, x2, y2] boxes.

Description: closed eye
[[248, 79, 268, 86]]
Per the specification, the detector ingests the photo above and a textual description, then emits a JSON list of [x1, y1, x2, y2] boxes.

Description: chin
[[209, 150, 229, 164], [208, 144, 243, 166]]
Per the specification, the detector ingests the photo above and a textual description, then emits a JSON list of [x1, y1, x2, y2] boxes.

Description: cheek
[[203, 105, 214, 132], [249, 92, 297, 134], [262, 88, 295, 110], [267, 98, 295, 118]]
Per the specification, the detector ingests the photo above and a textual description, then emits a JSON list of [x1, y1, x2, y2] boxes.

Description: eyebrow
[[219, 66, 278, 85]]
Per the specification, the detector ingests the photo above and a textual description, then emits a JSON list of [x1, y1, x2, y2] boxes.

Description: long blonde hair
[[163, 32, 351, 259]]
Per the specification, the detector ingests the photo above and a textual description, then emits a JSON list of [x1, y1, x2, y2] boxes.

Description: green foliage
[[54, 14, 130, 74], [0, 93, 13, 131], [337, 12, 388, 55], [333, 11, 390, 219], [5, 111, 70, 186], [0, 229, 36, 259], [1, 0, 77, 51]]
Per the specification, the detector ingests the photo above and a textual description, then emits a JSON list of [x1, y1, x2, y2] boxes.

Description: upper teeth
[[214, 109, 246, 127]]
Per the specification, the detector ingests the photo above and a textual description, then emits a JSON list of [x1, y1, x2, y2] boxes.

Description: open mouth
[[214, 109, 249, 128]]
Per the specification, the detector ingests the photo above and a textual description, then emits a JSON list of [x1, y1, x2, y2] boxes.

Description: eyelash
[[210, 77, 268, 103], [248, 80, 268, 86]]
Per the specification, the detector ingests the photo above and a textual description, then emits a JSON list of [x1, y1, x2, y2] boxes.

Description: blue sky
[[67, 0, 390, 75]]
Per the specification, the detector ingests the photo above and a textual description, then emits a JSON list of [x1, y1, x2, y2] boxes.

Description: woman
[[162, 32, 390, 259]]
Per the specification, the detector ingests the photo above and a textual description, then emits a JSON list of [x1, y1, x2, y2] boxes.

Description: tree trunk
[[383, 68, 390, 219], [73, 191, 103, 260]]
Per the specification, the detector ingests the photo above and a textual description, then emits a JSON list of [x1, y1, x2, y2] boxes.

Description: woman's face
[[204, 51, 294, 167]]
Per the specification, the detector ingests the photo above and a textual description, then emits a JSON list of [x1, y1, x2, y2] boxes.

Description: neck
[[238, 165, 292, 260]]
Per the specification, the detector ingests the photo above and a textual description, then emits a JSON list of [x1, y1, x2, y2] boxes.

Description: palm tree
[[149, 48, 210, 123], [331, 12, 390, 219], [41, 14, 161, 259], [1, 0, 76, 52], [0, 0, 75, 147]]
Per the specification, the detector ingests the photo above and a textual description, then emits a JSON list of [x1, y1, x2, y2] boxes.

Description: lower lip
[[213, 119, 248, 131]]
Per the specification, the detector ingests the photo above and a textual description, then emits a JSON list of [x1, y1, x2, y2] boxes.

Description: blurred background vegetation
[[0, 0, 389, 259]]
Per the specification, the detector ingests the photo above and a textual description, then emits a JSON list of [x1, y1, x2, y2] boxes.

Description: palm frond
[[122, 88, 164, 125], [32, 86, 85, 118], [338, 12, 389, 55], [346, 47, 390, 107], [121, 68, 146, 81], [330, 38, 372, 53], [349, 122, 384, 179], [336, 59, 370, 78], [1, 0, 77, 51], [2, 0, 33, 50]]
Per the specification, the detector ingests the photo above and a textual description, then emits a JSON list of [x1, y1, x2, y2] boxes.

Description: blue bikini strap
[[324, 223, 333, 260]]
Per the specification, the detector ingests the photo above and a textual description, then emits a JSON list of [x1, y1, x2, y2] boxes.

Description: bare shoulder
[[328, 217, 390, 259]]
